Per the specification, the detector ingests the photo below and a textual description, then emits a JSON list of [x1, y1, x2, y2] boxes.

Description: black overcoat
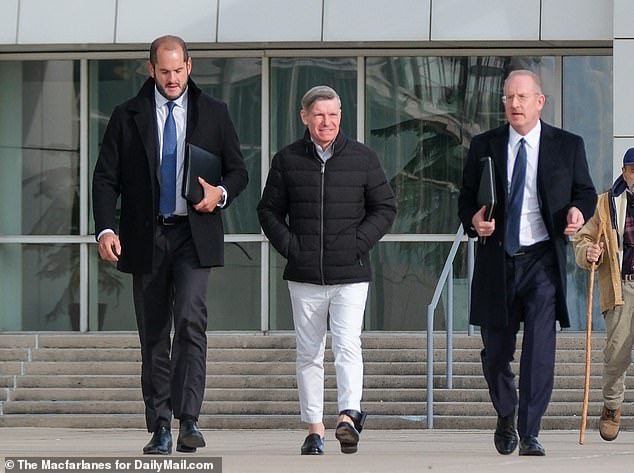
[[458, 121, 597, 328], [93, 78, 248, 273]]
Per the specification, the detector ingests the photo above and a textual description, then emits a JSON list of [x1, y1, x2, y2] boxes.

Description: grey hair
[[503, 69, 543, 94], [301, 85, 341, 111]]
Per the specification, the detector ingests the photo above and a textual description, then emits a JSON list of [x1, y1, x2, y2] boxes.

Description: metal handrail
[[425, 225, 475, 428]]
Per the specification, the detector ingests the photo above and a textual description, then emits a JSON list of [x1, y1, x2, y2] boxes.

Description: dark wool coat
[[458, 121, 597, 329], [93, 78, 248, 273], [257, 130, 396, 285]]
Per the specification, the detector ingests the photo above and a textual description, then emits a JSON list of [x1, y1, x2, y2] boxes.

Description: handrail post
[[447, 264, 453, 389], [467, 237, 475, 336], [425, 224, 465, 429], [426, 305, 434, 429]]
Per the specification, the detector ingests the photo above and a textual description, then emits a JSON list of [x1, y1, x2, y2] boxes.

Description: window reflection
[[563, 56, 613, 331], [0, 61, 80, 236], [270, 57, 357, 155], [367, 242, 469, 331], [0, 244, 79, 331], [366, 56, 555, 235]]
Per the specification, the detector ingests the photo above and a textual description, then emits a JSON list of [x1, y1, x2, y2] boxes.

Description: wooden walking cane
[[579, 220, 603, 445]]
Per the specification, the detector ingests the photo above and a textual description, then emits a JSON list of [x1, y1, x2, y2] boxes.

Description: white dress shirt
[[507, 122, 549, 246], [155, 88, 188, 216]]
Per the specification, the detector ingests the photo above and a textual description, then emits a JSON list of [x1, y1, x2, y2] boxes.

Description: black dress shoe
[[494, 414, 518, 455], [335, 409, 367, 454], [300, 433, 324, 455], [519, 436, 545, 456], [143, 425, 172, 455], [176, 420, 206, 453]]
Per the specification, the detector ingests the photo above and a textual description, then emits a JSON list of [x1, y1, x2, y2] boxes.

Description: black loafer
[[300, 433, 324, 455], [519, 436, 545, 456], [143, 425, 172, 455], [494, 414, 518, 455], [335, 409, 367, 454], [177, 420, 206, 453]]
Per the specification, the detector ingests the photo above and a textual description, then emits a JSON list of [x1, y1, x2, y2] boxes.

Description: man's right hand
[[471, 206, 495, 238], [586, 241, 603, 264], [98, 232, 121, 262]]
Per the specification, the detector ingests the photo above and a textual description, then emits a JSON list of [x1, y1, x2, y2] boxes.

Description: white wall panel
[[323, 0, 430, 42], [613, 40, 634, 137], [541, 0, 612, 41], [18, 0, 116, 44], [614, 0, 634, 38], [217, 0, 321, 42], [116, 0, 217, 44], [431, 0, 539, 41], [0, 0, 19, 43]]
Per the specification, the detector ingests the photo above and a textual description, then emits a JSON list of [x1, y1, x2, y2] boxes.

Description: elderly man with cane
[[573, 148, 634, 442]]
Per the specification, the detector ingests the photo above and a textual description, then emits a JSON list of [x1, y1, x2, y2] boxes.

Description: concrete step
[[20, 359, 632, 377], [2, 411, 630, 431], [0, 332, 609, 348], [0, 332, 629, 430], [8, 387, 426, 403], [14, 346, 611, 364]]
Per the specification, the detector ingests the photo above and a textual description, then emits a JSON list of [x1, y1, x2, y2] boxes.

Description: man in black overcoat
[[458, 69, 596, 456], [93, 35, 248, 455]]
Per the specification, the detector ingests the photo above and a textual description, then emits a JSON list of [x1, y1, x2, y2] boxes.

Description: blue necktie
[[159, 101, 177, 216], [505, 138, 527, 256]]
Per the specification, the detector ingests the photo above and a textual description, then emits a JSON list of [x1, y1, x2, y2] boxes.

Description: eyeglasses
[[501, 94, 540, 104]]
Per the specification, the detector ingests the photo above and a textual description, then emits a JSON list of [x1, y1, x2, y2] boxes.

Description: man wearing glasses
[[458, 70, 596, 456]]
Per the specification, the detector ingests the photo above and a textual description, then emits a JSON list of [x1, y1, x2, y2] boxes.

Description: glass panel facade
[[0, 244, 79, 331], [207, 242, 261, 330], [563, 56, 613, 331], [0, 60, 80, 236], [270, 57, 357, 153], [91, 242, 261, 331], [366, 241, 470, 331], [0, 52, 613, 332], [366, 56, 555, 235]]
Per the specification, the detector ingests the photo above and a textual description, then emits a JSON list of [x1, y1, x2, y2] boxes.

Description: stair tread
[[0, 332, 628, 429]]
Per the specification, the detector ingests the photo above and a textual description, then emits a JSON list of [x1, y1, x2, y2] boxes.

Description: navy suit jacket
[[458, 121, 597, 328], [93, 78, 248, 273]]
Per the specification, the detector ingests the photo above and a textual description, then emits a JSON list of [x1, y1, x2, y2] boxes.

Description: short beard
[[156, 80, 187, 101]]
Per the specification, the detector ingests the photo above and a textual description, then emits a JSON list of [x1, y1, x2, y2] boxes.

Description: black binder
[[477, 156, 496, 221], [182, 143, 222, 204]]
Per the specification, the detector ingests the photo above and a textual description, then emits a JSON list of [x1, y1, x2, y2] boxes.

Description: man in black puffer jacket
[[257, 86, 396, 456]]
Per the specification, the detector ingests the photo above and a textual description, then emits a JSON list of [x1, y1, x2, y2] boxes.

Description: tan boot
[[599, 406, 621, 441]]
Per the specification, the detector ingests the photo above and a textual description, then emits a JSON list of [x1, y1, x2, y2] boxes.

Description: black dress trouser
[[480, 243, 558, 439], [132, 221, 211, 432]]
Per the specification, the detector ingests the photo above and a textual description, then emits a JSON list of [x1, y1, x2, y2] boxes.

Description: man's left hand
[[193, 176, 223, 213], [564, 206, 585, 235]]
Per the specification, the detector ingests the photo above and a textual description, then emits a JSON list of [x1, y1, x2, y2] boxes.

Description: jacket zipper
[[320, 160, 326, 285]]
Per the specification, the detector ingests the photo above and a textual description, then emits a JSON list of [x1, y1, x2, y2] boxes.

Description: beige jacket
[[573, 191, 626, 313]]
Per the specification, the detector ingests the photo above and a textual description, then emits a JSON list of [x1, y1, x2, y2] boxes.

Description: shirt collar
[[154, 86, 188, 110], [311, 138, 334, 160], [509, 120, 541, 150]]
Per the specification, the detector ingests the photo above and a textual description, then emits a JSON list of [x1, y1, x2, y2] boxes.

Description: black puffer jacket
[[257, 130, 397, 285]]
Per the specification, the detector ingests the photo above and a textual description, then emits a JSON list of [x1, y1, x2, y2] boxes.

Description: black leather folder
[[182, 143, 222, 204], [477, 156, 496, 221]]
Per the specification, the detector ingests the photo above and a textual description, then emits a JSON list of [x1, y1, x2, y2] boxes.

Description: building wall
[[0, 1, 618, 332], [0, 0, 613, 46], [613, 0, 634, 177]]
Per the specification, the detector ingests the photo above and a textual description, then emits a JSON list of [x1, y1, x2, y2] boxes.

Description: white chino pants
[[288, 281, 369, 424]]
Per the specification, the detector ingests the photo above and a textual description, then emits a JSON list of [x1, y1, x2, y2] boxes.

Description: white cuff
[[218, 185, 228, 208], [96, 229, 115, 242]]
